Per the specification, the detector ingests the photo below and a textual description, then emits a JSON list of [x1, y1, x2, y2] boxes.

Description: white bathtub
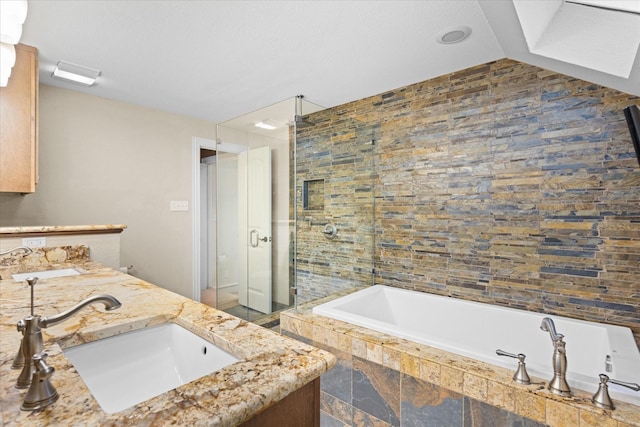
[[313, 285, 640, 406]]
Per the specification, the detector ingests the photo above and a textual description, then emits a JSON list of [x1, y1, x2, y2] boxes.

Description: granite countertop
[[0, 224, 127, 235], [0, 262, 335, 426]]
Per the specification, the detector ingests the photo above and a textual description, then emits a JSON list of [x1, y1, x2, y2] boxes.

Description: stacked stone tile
[[295, 59, 640, 344]]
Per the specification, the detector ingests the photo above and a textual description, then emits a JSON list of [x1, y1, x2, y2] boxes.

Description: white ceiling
[[18, 0, 640, 125]]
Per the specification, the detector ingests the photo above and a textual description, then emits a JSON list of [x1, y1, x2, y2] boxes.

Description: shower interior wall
[[294, 114, 377, 303], [294, 58, 640, 345]]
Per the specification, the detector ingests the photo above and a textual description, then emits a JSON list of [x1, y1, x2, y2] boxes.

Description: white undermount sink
[[62, 323, 239, 413], [12, 268, 81, 281]]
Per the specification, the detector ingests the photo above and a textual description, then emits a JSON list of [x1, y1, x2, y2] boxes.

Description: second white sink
[[12, 268, 81, 281], [63, 323, 239, 413]]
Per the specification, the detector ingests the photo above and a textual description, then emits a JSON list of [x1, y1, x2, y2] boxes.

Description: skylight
[[513, 0, 640, 78], [567, 0, 640, 14]]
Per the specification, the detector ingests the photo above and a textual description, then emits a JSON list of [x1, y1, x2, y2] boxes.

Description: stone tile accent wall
[[296, 59, 640, 343]]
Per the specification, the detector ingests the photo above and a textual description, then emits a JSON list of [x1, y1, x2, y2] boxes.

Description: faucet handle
[[592, 374, 640, 410], [12, 313, 29, 370], [21, 352, 59, 411], [609, 378, 640, 391], [25, 277, 38, 316], [496, 349, 531, 385], [11, 319, 26, 369]]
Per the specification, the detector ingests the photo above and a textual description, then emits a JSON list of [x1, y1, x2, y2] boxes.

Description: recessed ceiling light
[[51, 60, 101, 86], [437, 26, 472, 44], [254, 120, 279, 130]]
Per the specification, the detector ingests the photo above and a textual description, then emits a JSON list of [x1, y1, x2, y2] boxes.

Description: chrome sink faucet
[[540, 317, 572, 396], [13, 277, 122, 390]]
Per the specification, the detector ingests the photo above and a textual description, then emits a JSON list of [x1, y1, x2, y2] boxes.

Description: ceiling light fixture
[[0, 0, 28, 87], [437, 26, 472, 44], [0, 43, 16, 87], [254, 120, 279, 130], [51, 60, 102, 86]]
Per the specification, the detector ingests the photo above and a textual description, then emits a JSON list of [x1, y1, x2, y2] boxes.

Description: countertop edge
[[0, 224, 128, 236]]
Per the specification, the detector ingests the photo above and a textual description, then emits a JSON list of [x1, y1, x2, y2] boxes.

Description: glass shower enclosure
[[201, 96, 325, 322], [201, 95, 376, 322]]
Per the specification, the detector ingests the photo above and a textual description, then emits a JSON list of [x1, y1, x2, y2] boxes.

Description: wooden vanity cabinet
[[239, 378, 320, 427], [0, 43, 38, 193]]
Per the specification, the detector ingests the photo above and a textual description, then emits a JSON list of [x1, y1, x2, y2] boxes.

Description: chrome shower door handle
[[250, 229, 271, 247], [250, 229, 259, 248]]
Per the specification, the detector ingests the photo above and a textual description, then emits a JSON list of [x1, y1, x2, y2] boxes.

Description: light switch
[[170, 200, 189, 212]]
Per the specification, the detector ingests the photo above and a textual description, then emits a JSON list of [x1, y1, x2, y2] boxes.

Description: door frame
[[192, 136, 217, 302]]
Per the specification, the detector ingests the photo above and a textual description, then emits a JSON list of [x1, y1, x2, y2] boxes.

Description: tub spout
[[540, 317, 561, 343], [540, 317, 571, 396]]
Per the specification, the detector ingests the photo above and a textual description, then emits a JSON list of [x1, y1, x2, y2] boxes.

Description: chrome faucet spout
[[38, 295, 122, 328], [540, 317, 562, 342], [0, 246, 33, 257]]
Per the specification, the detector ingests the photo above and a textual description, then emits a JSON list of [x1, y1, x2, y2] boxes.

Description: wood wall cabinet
[[0, 43, 38, 193]]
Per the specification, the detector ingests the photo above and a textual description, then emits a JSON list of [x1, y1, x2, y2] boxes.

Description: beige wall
[[0, 85, 217, 298]]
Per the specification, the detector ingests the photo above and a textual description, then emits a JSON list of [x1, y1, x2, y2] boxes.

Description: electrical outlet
[[22, 237, 46, 248], [170, 200, 189, 212]]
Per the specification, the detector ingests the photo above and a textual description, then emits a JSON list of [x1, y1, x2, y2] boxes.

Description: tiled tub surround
[[313, 285, 640, 407], [295, 59, 640, 345], [281, 300, 640, 427], [0, 262, 335, 426]]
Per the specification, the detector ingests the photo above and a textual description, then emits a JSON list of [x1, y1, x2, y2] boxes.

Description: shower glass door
[[213, 96, 325, 322], [215, 150, 241, 312], [214, 143, 273, 317], [238, 146, 272, 314]]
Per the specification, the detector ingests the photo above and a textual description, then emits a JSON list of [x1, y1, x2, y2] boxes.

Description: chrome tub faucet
[[540, 317, 572, 396], [13, 277, 121, 399]]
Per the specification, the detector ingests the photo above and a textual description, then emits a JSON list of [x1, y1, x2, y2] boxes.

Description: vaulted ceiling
[[19, 0, 640, 124]]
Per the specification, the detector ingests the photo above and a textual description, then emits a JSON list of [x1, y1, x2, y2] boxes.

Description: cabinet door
[[0, 43, 38, 193], [238, 378, 320, 427]]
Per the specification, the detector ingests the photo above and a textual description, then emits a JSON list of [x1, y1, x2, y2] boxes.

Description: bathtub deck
[[281, 289, 640, 427]]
